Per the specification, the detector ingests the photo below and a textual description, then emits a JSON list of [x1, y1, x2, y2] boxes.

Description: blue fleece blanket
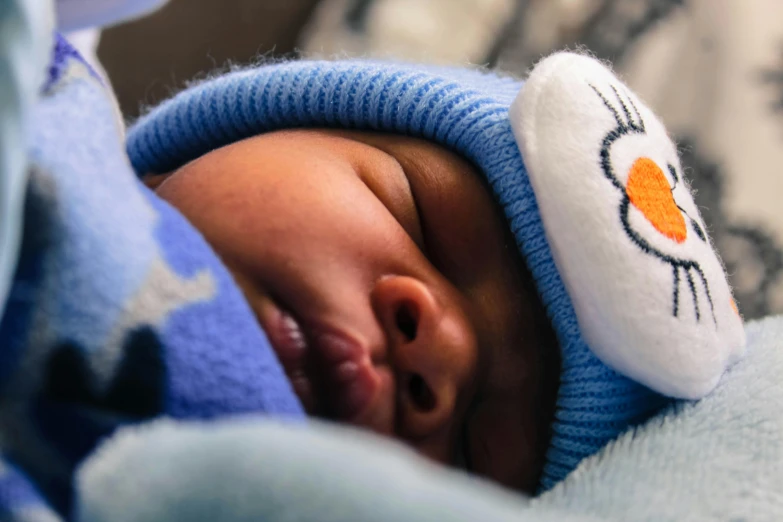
[[0, 32, 303, 520]]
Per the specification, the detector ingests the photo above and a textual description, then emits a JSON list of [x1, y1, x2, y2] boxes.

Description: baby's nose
[[371, 275, 477, 441]]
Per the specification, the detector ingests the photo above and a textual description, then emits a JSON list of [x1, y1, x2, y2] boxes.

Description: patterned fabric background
[[300, 0, 783, 319]]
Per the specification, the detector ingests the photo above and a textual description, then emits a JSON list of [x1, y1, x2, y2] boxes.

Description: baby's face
[[148, 129, 559, 492]]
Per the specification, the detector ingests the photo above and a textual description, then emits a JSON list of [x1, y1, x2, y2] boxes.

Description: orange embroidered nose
[[626, 157, 687, 243]]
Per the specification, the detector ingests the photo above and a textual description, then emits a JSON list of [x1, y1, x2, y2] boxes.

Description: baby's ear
[[508, 52, 745, 400]]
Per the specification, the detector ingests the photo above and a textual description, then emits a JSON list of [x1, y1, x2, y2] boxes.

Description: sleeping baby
[[0, 24, 749, 520], [130, 52, 744, 491], [143, 128, 562, 491]]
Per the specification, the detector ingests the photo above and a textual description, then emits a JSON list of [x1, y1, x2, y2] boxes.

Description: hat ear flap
[[509, 52, 745, 399]]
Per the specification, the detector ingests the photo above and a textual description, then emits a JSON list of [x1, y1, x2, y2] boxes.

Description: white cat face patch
[[510, 53, 746, 399]]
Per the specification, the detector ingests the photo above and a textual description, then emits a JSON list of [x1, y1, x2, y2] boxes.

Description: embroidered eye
[[626, 157, 686, 243]]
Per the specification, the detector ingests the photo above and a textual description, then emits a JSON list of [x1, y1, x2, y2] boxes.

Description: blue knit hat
[[126, 54, 745, 489]]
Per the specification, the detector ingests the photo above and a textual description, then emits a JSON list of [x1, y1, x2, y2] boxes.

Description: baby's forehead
[[201, 127, 493, 198], [164, 127, 517, 278]]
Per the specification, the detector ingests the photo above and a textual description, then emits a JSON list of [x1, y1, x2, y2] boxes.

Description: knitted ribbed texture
[[126, 60, 668, 489]]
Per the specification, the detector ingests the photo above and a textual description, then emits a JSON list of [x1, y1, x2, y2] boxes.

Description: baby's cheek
[[469, 403, 538, 492]]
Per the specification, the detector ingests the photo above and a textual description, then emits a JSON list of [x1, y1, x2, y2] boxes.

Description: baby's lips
[[252, 292, 309, 373], [314, 331, 379, 420], [330, 361, 377, 420], [315, 331, 363, 364], [288, 370, 317, 413]]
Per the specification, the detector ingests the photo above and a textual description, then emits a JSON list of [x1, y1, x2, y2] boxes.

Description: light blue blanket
[[74, 316, 783, 522]]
